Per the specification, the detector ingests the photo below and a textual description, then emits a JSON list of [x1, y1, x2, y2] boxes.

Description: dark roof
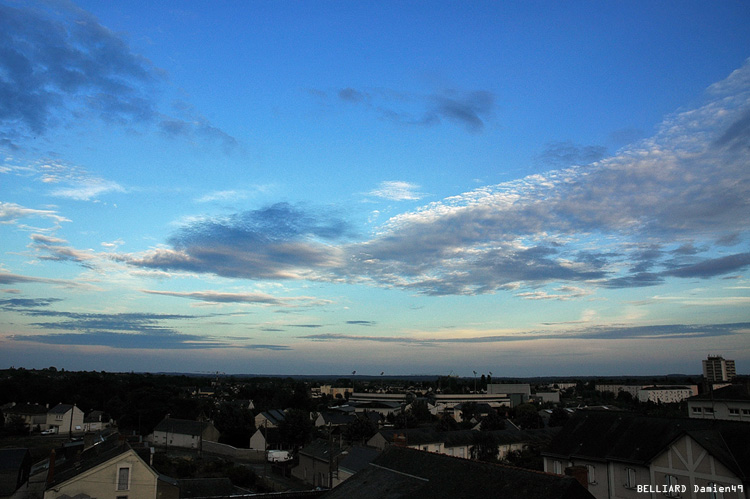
[[689, 384, 750, 401], [84, 410, 106, 422], [47, 435, 133, 488], [323, 446, 594, 499], [374, 427, 558, 448], [48, 404, 75, 414], [0, 448, 32, 496], [260, 409, 287, 425], [153, 417, 209, 436], [3, 403, 48, 415], [319, 412, 356, 425], [545, 411, 750, 479], [298, 439, 347, 462], [177, 478, 238, 498], [337, 446, 380, 474]]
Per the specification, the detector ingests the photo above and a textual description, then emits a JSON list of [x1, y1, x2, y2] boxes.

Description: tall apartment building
[[703, 355, 736, 382]]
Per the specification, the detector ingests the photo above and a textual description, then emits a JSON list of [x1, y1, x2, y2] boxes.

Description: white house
[[45, 404, 84, 434]]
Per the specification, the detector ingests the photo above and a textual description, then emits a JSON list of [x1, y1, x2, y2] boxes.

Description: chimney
[[46, 449, 56, 487], [565, 465, 588, 490]]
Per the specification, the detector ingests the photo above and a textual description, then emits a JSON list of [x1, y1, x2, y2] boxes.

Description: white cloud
[[368, 181, 424, 201]]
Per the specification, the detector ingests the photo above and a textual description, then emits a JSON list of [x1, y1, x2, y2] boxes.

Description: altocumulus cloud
[[117, 61, 750, 296], [0, 1, 235, 150]]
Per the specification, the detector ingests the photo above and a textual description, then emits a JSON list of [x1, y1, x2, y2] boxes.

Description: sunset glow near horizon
[[1, 1, 749, 377]]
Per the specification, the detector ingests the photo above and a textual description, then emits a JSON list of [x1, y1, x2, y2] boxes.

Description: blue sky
[[1, 0, 749, 376]]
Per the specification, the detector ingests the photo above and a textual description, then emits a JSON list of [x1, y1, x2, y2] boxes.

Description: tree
[[409, 400, 434, 425], [460, 402, 478, 422], [278, 409, 314, 451], [434, 415, 458, 432], [470, 431, 499, 462], [215, 401, 255, 448], [343, 415, 378, 444], [513, 403, 543, 429], [548, 407, 570, 427], [479, 410, 506, 431]]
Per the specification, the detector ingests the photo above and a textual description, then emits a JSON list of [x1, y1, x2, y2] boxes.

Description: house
[[368, 427, 559, 462], [2, 403, 48, 432], [151, 417, 220, 450], [336, 446, 380, 483], [315, 411, 356, 428], [322, 446, 595, 498], [43, 435, 161, 499], [249, 427, 283, 451], [254, 409, 286, 429], [688, 382, 750, 421], [542, 410, 750, 499], [46, 404, 84, 435], [291, 439, 348, 488], [351, 400, 402, 417], [0, 448, 32, 498], [83, 411, 111, 432]]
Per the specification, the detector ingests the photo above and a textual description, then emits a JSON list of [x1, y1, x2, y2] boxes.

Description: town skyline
[[1, 1, 749, 376]]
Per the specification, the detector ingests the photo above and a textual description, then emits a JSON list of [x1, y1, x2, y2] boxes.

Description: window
[[704, 407, 714, 414], [553, 460, 562, 474], [586, 464, 597, 484], [707, 482, 721, 499], [625, 467, 636, 489], [117, 467, 130, 491], [691, 407, 702, 413], [728, 408, 739, 416], [742, 409, 750, 415], [665, 475, 680, 497]]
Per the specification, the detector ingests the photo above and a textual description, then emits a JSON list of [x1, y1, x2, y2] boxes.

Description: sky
[[1, 0, 749, 377]]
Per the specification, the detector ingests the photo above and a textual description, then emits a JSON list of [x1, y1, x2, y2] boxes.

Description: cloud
[[0, 202, 70, 225], [0, 270, 87, 289], [302, 322, 749, 345], [332, 87, 495, 133], [515, 286, 593, 301], [0, 1, 235, 151], [368, 181, 424, 201], [28, 233, 97, 265], [141, 289, 331, 308], [346, 320, 376, 326], [535, 141, 608, 168], [118, 61, 750, 296], [115, 203, 353, 280]]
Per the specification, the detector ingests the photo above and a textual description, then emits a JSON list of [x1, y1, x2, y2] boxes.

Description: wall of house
[[688, 400, 750, 422], [650, 435, 746, 499], [45, 407, 84, 433], [607, 463, 651, 499], [44, 450, 157, 499], [153, 430, 200, 449], [292, 455, 338, 488]]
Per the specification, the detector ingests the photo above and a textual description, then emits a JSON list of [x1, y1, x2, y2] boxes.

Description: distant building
[[703, 355, 736, 382], [636, 386, 695, 404], [254, 409, 286, 429], [688, 381, 750, 421], [487, 384, 531, 406]]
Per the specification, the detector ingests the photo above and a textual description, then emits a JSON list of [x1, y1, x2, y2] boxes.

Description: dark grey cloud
[[426, 90, 494, 133], [331, 87, 494, 133], [338, 88, 368, 103], [0, 1, 155, 138], [0, 298, 62, 309], [0, 1, 236, 151], [302, 322, 748, 345], [346, 320, 376, 326], [662, 252, 750, 279], [117, 203, 353, 280], [714, 108, 750, 151], [535, 141, 608, 168]]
